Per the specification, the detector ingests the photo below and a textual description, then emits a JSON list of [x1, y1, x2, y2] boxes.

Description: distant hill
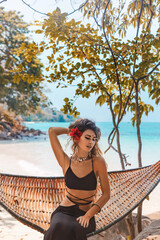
[[22, 107, 76, 122]]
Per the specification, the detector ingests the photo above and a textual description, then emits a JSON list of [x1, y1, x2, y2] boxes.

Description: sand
[[0, 206, 160, 240], [0, 206, 43, 240]]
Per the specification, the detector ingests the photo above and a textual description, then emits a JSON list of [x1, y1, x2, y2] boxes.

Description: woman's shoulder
[[93, 155, 107, 168], [93, 155, 105, 162]]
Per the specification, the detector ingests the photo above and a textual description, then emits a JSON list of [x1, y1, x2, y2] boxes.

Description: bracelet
[[92, 203, 101, 213]]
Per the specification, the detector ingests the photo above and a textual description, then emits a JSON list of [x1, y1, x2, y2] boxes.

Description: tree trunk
[[116, 127, 135, 239], [126, 213, 136, 240], [135, 82, 143, 233], [116, 129, 125, 170], [135, 83, 142, 167], [109, 97, 135, 238], [137, 202, 143, 233]]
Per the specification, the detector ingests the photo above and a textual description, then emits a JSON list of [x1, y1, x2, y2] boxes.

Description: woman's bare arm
[[48, 127, 69, 169], [85, 157, 110, 219]]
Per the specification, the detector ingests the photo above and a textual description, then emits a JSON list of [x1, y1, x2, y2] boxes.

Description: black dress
[[44, 158, 97, 240], [44, 204, 96, 240]]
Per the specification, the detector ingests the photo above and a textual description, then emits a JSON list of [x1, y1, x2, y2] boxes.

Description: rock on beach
[[0, 111, 46, 141], [89, 213, 160, 240], [134, 220, 160, 240]]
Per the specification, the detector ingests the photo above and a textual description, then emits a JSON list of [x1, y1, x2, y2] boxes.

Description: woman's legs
[[43, 205, 96, 240], [44, 211, 75, 240]]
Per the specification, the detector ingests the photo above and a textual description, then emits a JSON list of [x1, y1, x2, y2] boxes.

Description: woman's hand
[[76, 214, 91, 228]]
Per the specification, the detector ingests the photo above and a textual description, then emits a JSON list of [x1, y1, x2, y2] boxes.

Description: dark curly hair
[[69, 118, 102, 157]]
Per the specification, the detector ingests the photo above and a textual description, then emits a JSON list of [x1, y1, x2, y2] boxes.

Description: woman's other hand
[[76, 214, 90, 228]]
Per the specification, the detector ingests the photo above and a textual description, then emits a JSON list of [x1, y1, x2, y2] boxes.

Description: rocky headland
[[0, 111, 46, 141]]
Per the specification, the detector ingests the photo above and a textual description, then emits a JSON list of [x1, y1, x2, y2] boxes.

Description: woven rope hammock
[[0, 161, 160, 238]]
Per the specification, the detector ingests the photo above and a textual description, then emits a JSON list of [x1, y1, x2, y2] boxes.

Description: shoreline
[[0, 206, 159, 240], [0, 122, 160, 239]]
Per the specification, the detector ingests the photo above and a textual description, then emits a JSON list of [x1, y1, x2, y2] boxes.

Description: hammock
[[0, 161, 160, 238]]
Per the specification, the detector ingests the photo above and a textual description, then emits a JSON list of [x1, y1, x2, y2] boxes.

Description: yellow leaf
[[35, 29, 43, 34], [64, 97, 69, 102]]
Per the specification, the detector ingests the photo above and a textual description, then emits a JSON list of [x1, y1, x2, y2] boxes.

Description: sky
[[1, 0, 160, 122]]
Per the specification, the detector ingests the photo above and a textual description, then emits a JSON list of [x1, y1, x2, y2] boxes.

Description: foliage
[[34, 1, 159, 170], [36, 3, 159, 122], [0, 7, 47, 115]]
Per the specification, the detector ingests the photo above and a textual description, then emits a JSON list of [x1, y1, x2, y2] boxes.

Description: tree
[[0, 7, 47, 115], [36, 1, 159, 238]]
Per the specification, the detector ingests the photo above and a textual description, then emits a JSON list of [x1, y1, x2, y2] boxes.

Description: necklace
[[72, 154, 89, 162]]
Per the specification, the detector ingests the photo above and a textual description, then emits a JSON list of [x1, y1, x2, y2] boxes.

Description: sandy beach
[[0, 206, 160, 240], [0, 206, 43, 240]]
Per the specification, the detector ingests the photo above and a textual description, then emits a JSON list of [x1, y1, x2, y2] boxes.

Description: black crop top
[[65, 157, 97, 191]]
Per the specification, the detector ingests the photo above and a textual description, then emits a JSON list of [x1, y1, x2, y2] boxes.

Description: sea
[[0, 121, 160, 214]]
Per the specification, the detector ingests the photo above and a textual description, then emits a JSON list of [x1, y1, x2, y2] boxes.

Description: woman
[[44, 118, 110, 240]]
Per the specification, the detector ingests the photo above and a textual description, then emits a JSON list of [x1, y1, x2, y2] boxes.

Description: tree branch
[[80, 48, 111, 98], [79, 49, 129, 165], [106, 127, 131, 166], [136, 0, 144, 39], [21, 0, 49, 16], [0, 0, 7, 3], [146, 0, 154, 30], [104, 77, 134, 168], [142, 0, 154, 39], [133, 0, 144, 75], [68, 27, 109, 52], [117, 52, 136, 83], [67, 0, 88, 16], [107, 127, 118, 152], [93, 0, 101, 28], [102, 1, 123, 122], [137, 62, 160, 82], [105, 128, 115, 153]]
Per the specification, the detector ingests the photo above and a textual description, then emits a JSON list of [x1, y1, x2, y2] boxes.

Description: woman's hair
[[69, 118, 102, 157]]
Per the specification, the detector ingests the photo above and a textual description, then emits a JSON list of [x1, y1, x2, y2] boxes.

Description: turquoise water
[[24, 121, 160, 138], [22, 121, 160, 169]]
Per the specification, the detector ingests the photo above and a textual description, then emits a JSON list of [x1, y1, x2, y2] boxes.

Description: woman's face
[[77, 129, 97, 153]]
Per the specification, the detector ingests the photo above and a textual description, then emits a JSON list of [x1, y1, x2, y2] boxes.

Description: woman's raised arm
[[48, 127, 69, 169]]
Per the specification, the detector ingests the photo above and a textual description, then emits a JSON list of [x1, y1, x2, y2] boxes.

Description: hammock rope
[[0, 161, 160, 237]]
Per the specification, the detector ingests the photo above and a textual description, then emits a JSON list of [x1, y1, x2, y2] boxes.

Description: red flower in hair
[[69, 127, 82, 140]]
